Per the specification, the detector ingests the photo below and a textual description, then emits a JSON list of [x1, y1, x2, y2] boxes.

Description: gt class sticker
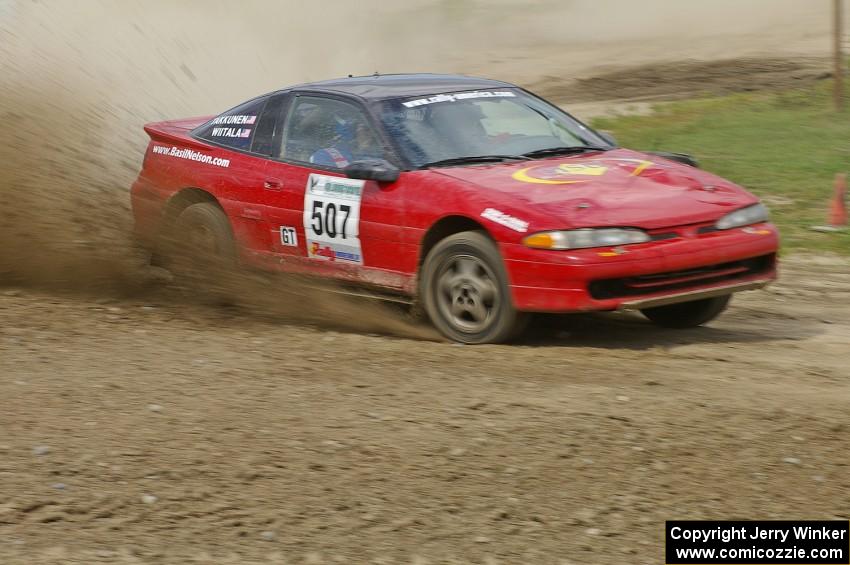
[[512, 158, 655, 185], [303, 174, 365, 264], [279, 226, 298, 247]]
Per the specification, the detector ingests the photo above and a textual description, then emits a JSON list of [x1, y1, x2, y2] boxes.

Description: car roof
[[284, 73, 517, 101]]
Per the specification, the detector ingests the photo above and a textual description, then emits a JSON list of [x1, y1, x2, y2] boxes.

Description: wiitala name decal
[[211, 127, 251, 138]]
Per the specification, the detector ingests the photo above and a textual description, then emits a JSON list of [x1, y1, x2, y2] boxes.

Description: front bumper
[[503, 222, 779, 312], [615, 279, 770, 311]]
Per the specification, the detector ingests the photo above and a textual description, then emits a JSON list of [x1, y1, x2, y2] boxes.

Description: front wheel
[[421, 231, 528, 344], [641, 295, 731, 328]]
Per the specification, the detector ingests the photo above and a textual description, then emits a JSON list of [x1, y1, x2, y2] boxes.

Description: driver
[[427, 102, 494, 155], [310, 116, 379, 168]]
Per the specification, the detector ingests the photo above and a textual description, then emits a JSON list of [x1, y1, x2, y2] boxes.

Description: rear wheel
[[421, 231, 528, 344], [164, 202, 236, 293], [641, 294, 731, 328]]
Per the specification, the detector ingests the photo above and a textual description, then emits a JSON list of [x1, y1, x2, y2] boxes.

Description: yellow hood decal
[[512, 158, 654, 185]]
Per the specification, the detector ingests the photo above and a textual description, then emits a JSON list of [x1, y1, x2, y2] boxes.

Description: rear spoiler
[[143, 115, 213, 148]]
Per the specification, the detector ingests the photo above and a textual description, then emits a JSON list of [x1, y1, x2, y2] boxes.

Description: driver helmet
[[333, 115, 358, 143]]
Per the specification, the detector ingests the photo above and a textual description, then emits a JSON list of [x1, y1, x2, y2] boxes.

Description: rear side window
[[195, 97, 268, 151]]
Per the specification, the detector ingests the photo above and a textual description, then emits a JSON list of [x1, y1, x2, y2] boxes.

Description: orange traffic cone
[[811, 173, 848, 232], [829, 173, 848, 226]]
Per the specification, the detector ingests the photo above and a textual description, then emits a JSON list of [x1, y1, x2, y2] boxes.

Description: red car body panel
[[132, 83, 778, 314]]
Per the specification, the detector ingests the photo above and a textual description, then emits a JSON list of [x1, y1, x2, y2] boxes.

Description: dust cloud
[[0, 0, 446, 337]]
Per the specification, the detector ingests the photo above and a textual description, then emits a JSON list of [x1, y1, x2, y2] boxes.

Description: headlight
[[716, 203, 769, 230], [523, 228, 650, 250]]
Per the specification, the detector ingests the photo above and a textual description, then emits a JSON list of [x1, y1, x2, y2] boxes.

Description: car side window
[[280, 96, 383, 169], [195, 97, 268, 151]]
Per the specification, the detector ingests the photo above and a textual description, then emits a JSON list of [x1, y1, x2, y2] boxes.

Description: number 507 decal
[[310, 201, 351, 239], [303, 174, 365, 264]]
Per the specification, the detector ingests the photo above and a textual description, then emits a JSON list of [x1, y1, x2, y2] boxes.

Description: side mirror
[[598, 131, 618, 147], [647, 151, 700, 168], [343, 159, 400, 183]]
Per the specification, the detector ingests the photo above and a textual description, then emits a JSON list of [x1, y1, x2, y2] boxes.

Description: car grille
[[588, 254, 775, 300]]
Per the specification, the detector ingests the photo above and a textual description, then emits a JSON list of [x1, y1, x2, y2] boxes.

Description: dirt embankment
[[532, 57, 832, 105]]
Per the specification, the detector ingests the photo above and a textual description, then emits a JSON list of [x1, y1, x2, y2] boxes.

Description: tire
[[164, 202, 236, 292], [641, 294, 731, 328], [421, 231, 528, 344]]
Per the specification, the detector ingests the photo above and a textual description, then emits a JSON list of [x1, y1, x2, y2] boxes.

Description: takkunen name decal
[[211, 114, 257, 125], [513, 158, 654, 185], [209, 114, 257, 138]]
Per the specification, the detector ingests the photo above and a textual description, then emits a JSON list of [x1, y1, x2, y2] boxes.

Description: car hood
[[431, 149, 758, 230]]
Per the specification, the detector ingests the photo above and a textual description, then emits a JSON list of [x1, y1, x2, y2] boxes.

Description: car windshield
[[378, 89, 610, 168]]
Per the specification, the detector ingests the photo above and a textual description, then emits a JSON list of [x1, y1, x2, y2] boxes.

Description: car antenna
[[347, 74, 353, 78]]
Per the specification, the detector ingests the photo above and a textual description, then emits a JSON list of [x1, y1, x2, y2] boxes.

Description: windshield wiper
[[420, 154, 530, 169], [522, 146, 609, 159]]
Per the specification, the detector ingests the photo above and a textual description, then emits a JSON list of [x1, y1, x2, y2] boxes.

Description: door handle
[[263, 179, 283, 190]]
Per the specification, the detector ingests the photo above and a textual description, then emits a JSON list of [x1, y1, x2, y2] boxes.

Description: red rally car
[[131, 73, 778, 344]]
